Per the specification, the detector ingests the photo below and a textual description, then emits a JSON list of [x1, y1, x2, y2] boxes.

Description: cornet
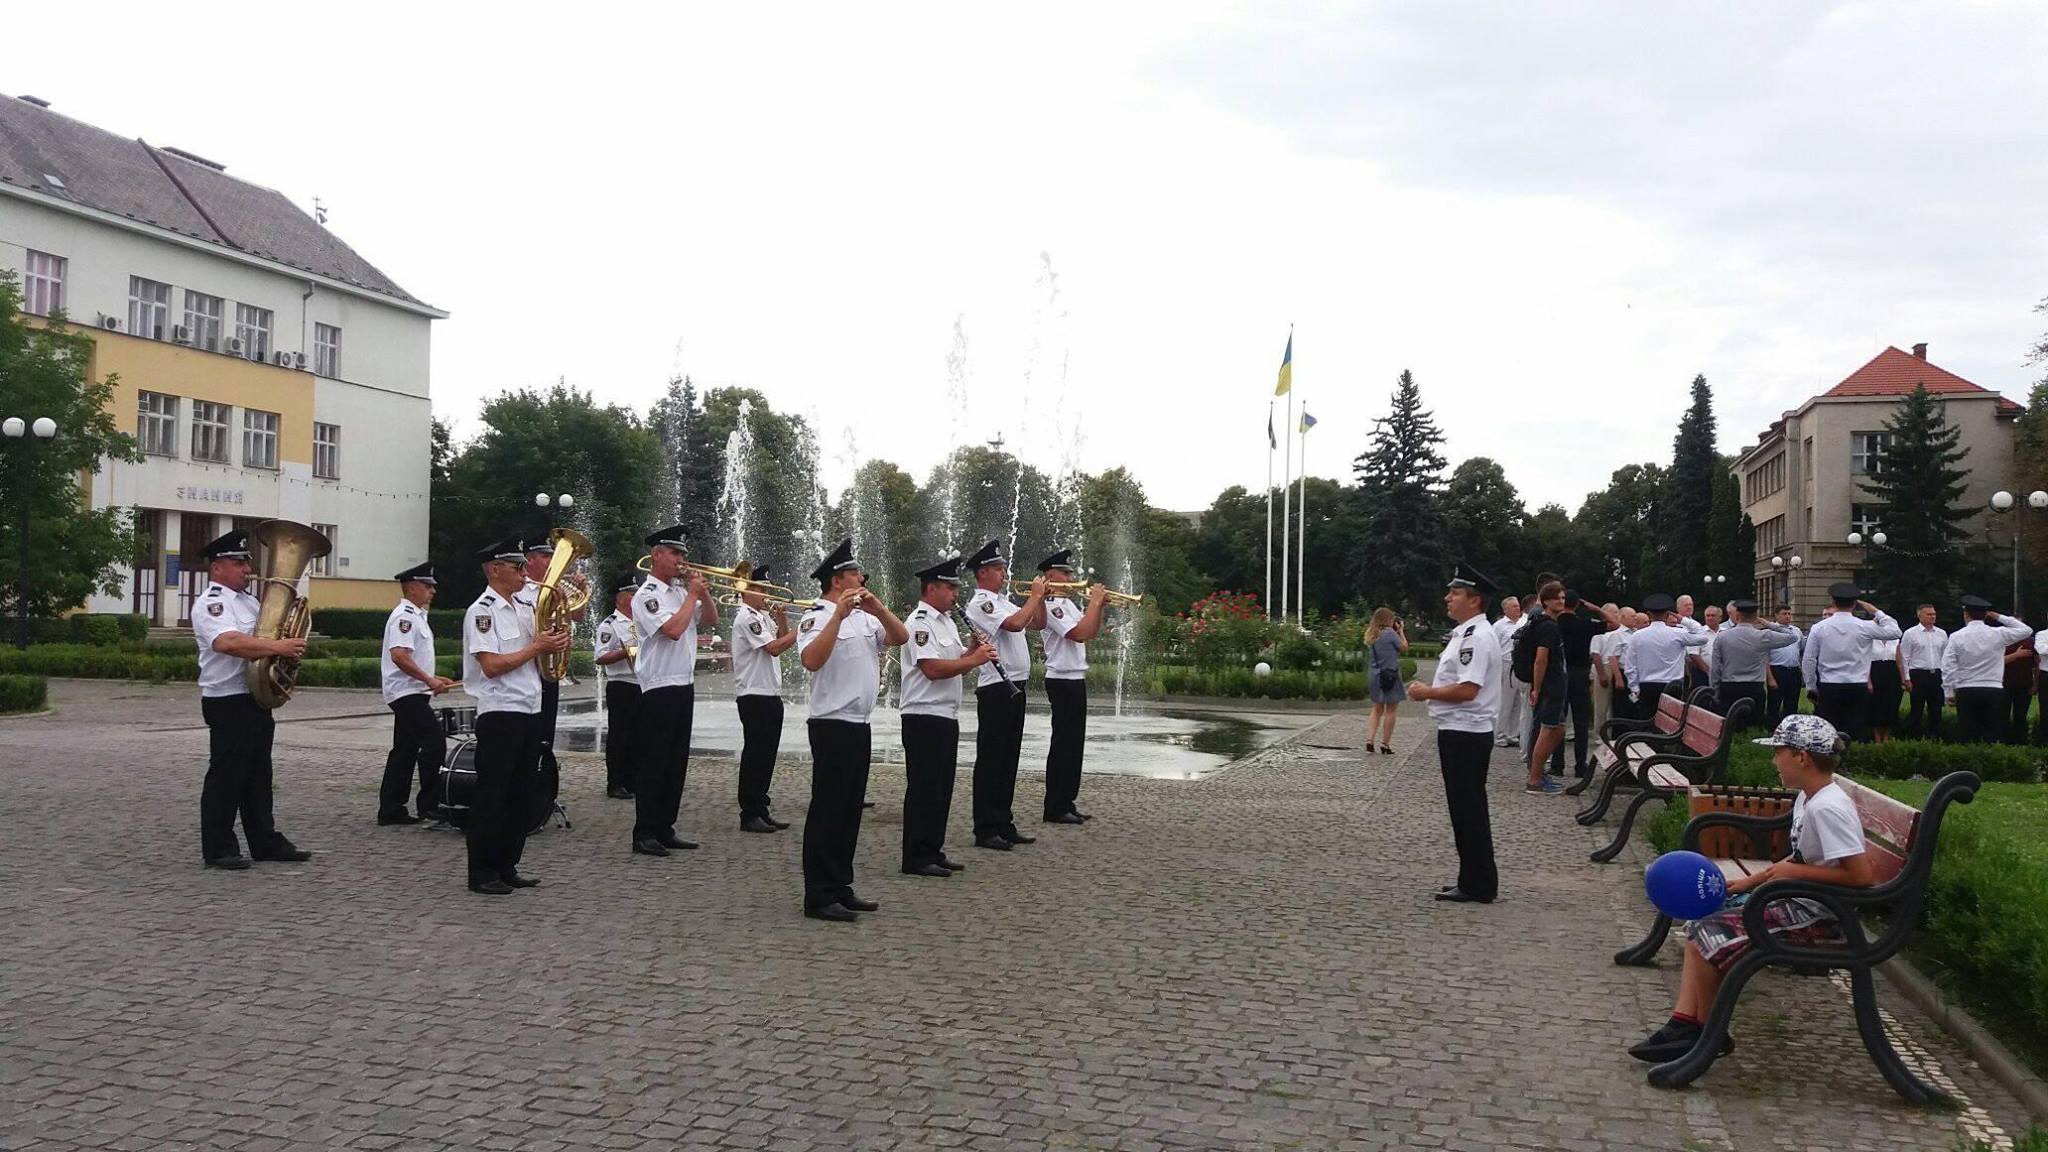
[[1008, 579, 1143, 608]]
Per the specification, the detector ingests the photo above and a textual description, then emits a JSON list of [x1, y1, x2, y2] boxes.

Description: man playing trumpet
[[731, 563, 798, 833], [963, 539, 1047, 852], [630, 525, 716, 858], [1035, 549, 1110, 825]]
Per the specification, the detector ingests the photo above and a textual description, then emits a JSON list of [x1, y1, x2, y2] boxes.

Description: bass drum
[[528, 754, 561, 834], [438, 739, 560, 834]]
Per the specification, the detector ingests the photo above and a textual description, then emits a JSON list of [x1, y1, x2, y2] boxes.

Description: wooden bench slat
[[1836, 777, 1921, 855], [1645, 764, 1691, 789]]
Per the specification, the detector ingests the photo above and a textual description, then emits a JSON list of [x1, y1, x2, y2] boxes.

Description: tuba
[[536, 527, 593, 682], [244, 519, 332, 710]]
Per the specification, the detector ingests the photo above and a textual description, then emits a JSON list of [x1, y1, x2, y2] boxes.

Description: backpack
[[1511, 618, 1541, 683]]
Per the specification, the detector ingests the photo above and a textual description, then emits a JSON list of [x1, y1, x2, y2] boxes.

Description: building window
[[314, 323, 341, 377], [181, 290, 224, 351], [1754, 514, 1785, 556], [311, 524, 338, 576], [137, 391, 179, 457], [24, 251, 65, 316], [1851, 504, 1884, 537], [1743, 452, 1785, 502], [1851, 432, 1893, 476], [191, 401, 231, 462], [243, 409, 280, 470], [128, 276, 171, 340], [235, 304, 273, 361], [314, 422, 340, 480]]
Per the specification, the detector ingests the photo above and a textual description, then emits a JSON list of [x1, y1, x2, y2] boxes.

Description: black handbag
[[1377, 667, 1398, 692]]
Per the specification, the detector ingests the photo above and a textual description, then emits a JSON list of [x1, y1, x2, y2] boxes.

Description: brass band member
[[796, 538, 907, 921], [519, 540, 579, 795], [462, 538, 568, 895], [191, 528, 311, 870], [963, 539, 1047, 851], [899, 555, 996, 877], [630, 525, 716, 858], [732, 564, 797, 833], [1034, 549, 1109, 825], [593, 571, 644, 801], [378, 562, 457, 825]]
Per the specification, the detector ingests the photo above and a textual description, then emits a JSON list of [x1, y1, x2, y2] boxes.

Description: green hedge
[[22, 614, 149, 646], [0, 674, 47, 713], [311, 608, 467, 640], [1150, 660, 1416, 701]]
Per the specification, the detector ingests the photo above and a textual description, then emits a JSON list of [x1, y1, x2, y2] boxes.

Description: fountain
[[717, 398, 757, 563]]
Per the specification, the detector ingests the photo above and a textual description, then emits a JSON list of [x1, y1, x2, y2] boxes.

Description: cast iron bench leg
[[1575, 763, 1627, 825], [1850, 966, 1950, 1105], [1614, 912, 1672, 967], [1649, 952, 1766, 1089], [1589, 786, 1662, 863]]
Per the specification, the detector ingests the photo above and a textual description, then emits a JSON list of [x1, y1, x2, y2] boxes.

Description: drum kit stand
[[432, 705, 571, 834]]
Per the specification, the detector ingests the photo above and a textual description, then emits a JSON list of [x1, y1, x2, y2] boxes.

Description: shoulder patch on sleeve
[[645, 596, 661, 614], [801, 617, 816, 633], [475, 614, 492, 634], [207, 602, 223, 617], [398, 619, 412, 634], [980, 600, 995, 613]]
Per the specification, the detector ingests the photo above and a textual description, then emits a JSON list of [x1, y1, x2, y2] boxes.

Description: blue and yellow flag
[[1274, 333, 1293, 396], [1300, 410, 1317, 434]]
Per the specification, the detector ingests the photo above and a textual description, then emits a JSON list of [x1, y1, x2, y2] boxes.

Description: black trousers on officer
[[200, 693, 287, 862], [972, 680, 1028, 840], [1953, 686, 2004, 745], [1436, 729, 1497, 902], [1718, 681, 1766, 730], [1813, 683, 1871, 742], [804, 718, 872, 908], [1907, 669, 1945, 739], [380, 693, 445, 819], [539, 677, 562, 775], [603, 680, 641, 792], [900, 713, 958, 870], [634, 684, 694, 842], [737, 694, 784, 820], [1766, 666, 1803, 727], [1635, 680, 1676, 725], [1043, 677, 1088, 818], [467, 709, 540, 886], [2005, 681, 2033, 745]]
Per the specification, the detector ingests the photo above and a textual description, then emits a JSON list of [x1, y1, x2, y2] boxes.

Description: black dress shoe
[[1629, 1024, 1735, 1063], [1433, 887, 1495, 904], [418, 804, 449, 823], [1003, 831, 1036, 845], [378, 813, 422, 826], [503, 873, 540, 889], [861, 798, 876, 809], [839, 895, 880, 912], [1072, 810, 1094, 822], [902, 863, 952, 878], [1042, 812, 1086, 825], [632, 838, 671, 857], [974, 835, 1013, 851], [936, 857, 966, 872], [204, 855, 251, 871], [804, 902, 858, 922], [253, 843, 312, 862], [469, 878, 514, 895], [606, 786, 634, 800], [658, 835, 699, 850], [765, 815, 792, 830], [741, 816, 778, 833]]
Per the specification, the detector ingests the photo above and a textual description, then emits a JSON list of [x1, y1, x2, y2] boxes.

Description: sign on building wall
[[174, 485, 245, 505]]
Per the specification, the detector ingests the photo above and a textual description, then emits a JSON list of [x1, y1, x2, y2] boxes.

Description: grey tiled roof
[[0, 94, 428, 308]]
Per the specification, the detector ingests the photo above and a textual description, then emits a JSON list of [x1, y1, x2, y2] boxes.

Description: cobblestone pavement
[[0, 681, 2034, 1150]]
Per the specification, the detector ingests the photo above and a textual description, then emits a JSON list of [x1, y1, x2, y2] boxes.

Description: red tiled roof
[[1823, 346, 1994, 399]]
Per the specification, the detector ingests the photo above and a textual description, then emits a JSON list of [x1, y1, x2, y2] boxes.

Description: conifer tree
[[1661, 374, 1719, 592], [1859, 382, 1974, 613], [1351, 370, 1449, 614]]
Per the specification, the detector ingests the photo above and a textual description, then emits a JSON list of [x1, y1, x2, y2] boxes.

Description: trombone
[[635, 556, 797, 601], [1008, 579, 1144, 608], [715, 588, 815, 612]]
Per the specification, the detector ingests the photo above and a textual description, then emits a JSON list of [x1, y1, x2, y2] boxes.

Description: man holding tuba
[[191, 528, 312, 870], [463, 538, 570, 895], [629, 525, 716, 858], [377, 562, 457, 825], [522, 538, 586, 797]]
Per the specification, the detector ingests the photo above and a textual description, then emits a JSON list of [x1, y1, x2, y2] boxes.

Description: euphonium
[[536, 527, 593, 682], [244, 519, 332, 710]]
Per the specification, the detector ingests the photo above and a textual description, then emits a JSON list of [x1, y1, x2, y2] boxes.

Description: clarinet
[[959, 604, 1023, 698]]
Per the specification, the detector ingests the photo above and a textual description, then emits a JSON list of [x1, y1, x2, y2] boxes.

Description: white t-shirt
[[630, 576, 698, 691], [1491, 614, 1527, 679], [594, 610, 637, 687], [730, 603, 786, 698], [797, 602, 885, 722], [464, 587, 540, 715], [964, 587, 1031, 688], [191, 580, 261, 698], [1791, 781, 1866, 866], [1429, 616, 1501, 733], [900, 600, 968, 718], [1040, 596, 1089, 679], [379, 599, 435, 704]]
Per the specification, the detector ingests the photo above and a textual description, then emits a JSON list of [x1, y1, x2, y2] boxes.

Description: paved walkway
[[0, 681, 2033, 1151]]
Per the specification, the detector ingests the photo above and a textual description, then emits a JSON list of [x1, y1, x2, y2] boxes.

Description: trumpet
[[1008, 579, 1143, 608]]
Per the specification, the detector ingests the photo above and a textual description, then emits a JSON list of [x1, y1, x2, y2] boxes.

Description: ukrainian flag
[[1274, 333, 1293, 396]]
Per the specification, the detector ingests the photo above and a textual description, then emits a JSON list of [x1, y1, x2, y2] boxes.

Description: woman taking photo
[[1366, 607, 1408, 755]]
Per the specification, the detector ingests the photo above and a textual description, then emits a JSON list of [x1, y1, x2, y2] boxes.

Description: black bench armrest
[[1737, 879, 1890, 965], [1613, 727, 1687, 755], [1678, 809, 1792, 853]]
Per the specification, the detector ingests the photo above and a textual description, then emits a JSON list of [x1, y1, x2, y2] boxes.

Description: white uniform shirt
[[1491, 615, 1528, 678], [1768, 625, 1804, 669], [379, 599, 435, 704], [797, 601, 885, 722], [191, 580, 261, 698], [1429, 616, 1501, 733], [2034, 629, 2048, 672], [1939, 616, 2031, 694], [594, 610, 637, 687], [1040, 596, 1089, 679], [1801, 609, 1902, 689], [900, 600, 968, 718], [630, 577, 698, 691], [1606, 626, 1635, 682], [464, 587, 541, 715], [1901, 625, 1948, 672], [730, 603, 786, 698], [1621, 621, 1709, 687], [965, 588, 1030, 688]]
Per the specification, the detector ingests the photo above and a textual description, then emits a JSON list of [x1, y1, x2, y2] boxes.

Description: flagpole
[[1298, 416, 1307, 625], [1281, 393, 1292, 620], [1264, 400, 1274, 620]]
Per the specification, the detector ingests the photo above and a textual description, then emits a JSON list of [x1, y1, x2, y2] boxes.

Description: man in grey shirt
[[1709, 598, 1801, 729]]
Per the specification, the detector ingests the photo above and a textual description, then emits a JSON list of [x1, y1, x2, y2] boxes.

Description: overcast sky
[[10, 2, 2047, 513]]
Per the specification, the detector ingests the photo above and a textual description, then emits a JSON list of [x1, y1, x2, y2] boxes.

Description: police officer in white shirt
[[378, 562, 457, 826], [795, 538, 908, 922], [593, 570, 644, 801], [899, 556, 998, 877], [1939, 594, 2030, 744], [1490, 596, 1528, 747], [731, 563, 798, 834], [1899, 605, 1948, 739], [520, 539, 586, 804], [1764, 605, 1805, 727], [1621, 593, 1710, 719], [1800, 582, 1901, 742], [462, 538, 569, 895], [190, 528, 311, 870], [1603, 609, 1638, 725], [962, 539, 1049, 851], [1407, 562, 1503, 904], [1036, 548, 1110, 825], [629, 525, 716, 858]]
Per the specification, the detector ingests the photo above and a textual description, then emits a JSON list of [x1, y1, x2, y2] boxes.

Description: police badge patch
[[1459, 646, 1473, 665], [749, 620, 763, 636], [207, 602, 223, 618], [645, 597, 660, 614], [914, 630, 929, 645], [399, 619, 412, 634], [980, 600, 995, 613], [801, 618, 816, 633], [476, 615, 492, 634], [1051, 606, 1064, 619]]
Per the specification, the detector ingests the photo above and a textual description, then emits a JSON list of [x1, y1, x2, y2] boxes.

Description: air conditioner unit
[[225, 337, 245, 356], [290, 352, 307, 370], [172, 325, 192, 345], [272, 350, 292, 367], [97, 314, 120, 331]]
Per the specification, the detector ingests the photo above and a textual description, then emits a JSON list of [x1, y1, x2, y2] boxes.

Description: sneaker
[[1525, 778, 1564, 795]]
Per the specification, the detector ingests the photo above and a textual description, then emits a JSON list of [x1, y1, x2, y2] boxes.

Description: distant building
[[1735, 343, 2019, 617], [0, 93, 445, 625]]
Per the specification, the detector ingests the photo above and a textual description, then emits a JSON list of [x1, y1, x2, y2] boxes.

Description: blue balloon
[[1644, 850, 1728, 920]]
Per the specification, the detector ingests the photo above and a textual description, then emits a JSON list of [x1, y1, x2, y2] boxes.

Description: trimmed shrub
[[0, 644, 197, 682], [311, 607, 466, 640], [1152, 664, 1412, 701], [0, 673, 47, 713], [1263, 628, 1328, 671], [1843, 739, 2042, 784]]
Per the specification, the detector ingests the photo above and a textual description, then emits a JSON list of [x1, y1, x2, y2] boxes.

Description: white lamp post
[[4, 415, 59, 649], [1990, 490, 2048, 614]]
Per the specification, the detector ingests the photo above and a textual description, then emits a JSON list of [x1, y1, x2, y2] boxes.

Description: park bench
[[1579, 695, 1754, 863], [1612, 771, 1980, 1103], [1566, 688, 1700, 802]]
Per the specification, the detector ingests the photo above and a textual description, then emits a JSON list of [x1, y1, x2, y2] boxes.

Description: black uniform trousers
[[1871, 674, 1904, 734], [1717, 681, 1767, 730], [1766, 666, 1803, 727], [200, 692, 286, 862], [804, 718, 872, 908], [634, 684, 694, 842], [1813, 683, 1871, 743], [2005, 680, 2033, 745], [379, 693, 445, 819], [1634, 681, 1676, 725], [1906, 669, 1944, 738], [1952, 686, 2004, 745], [1042, 677, 1088, 818], [1436, 729, 1498, 902], [736, 694, 784, 819], [467, 709, 540, 885], [538, 677, 562, 775], [971, 680, 1028, 840], [603, 680, 641, 792], [900, 713, 958, 870], [1552, 667, 1594, 776]]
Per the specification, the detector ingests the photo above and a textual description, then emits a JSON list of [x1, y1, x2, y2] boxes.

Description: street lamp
[[533, 492, 574, 510], [4, 415, 59, 650], [1771, 554, 1804, 613], [1989, 490, 2048, 614]]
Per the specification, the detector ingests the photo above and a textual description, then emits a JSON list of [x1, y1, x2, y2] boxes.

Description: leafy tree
[[1520, 503, 1600, 598], [1291, 476, 1364, 620], [1191, 485, 1270, 600], [827, 459, 922, 607], [1662, 374, 1719, 589], [0, 272, 141, 618], [1859, 382, 1975, 615], [1352, 370, 1449, 615], [1574, 462, 1667, 605], [1440, 457, 1528, 585]]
